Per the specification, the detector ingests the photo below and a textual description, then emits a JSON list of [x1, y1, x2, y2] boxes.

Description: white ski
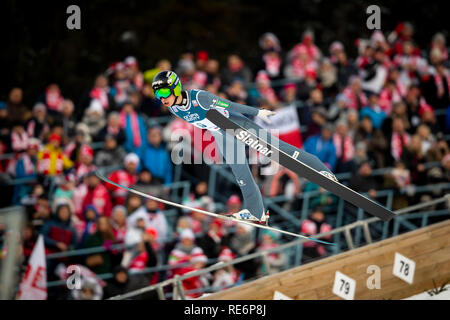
[[96, 171, 335, 245]]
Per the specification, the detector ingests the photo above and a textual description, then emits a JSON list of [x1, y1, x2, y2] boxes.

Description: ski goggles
[[154, 88, 172, 99]]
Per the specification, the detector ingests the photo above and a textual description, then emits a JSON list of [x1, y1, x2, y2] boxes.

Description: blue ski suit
[[168, 90, 333, 219]]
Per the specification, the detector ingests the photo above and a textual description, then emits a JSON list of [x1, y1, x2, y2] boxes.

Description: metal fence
[[107, 194, 449, 300]]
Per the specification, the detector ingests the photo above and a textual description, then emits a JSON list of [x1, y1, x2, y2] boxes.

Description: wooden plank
[[203, 220, 450, 300]]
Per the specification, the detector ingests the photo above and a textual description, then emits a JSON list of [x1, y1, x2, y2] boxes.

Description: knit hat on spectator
[[196, 51, 209, 62], [180, 228, 195, 240], [80, 143, 92, 156], [124, 153, 140, 165], [88, 99, 104, 115], [28, 138, 41, 150], [256, 71, 271, 85], [49, 133, 61, 143], [33, 103, 46, 112], [329, 41, 344, 54], [124, 56, 138, 67], [227, 195, 242, 206], [190, 247, 208, 265], [283, 83, 297, 92], [218, 247, 235, 263]]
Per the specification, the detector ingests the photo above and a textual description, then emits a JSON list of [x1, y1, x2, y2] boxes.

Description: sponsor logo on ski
[[235, 129, 273, 157]]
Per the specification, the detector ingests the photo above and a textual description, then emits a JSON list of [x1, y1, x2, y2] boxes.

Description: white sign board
[[332, 271, 356, 300], [392, 252, 416, 284], [273, 291, 293, 300]]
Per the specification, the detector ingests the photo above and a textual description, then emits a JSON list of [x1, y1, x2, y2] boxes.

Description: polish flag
[[17, 235, 47, 300], [254, 105, 303, 148]]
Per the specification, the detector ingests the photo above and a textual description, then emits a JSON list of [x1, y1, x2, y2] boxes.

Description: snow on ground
[[403, 285, 450, 300]]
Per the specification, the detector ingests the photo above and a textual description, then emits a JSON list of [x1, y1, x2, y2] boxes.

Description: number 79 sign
[[333, 271, 356, 300], [392, 252, 416, 284]]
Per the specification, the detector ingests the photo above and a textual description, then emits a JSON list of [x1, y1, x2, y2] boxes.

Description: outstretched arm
[[197, 90, 260, 117]]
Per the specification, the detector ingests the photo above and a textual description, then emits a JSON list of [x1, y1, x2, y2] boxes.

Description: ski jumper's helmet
[[152, 71, 182, 99]]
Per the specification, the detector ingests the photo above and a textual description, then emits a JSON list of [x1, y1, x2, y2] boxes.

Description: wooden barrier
[[202, 219, 450, 300]]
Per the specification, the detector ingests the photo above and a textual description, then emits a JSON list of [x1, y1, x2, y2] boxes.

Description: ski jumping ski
[[205, 109, 396, 222], [95, 171, 335, 245]]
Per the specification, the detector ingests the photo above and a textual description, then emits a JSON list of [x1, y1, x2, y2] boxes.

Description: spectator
[[354, 116, 388, 169], [94, 134, 127, 168], [134, 168, 166, 198], [106, 153, 139, 205], [223, 224, 258, 280], [82, 99, 106, 138], [84, 216, 116, 275], [333, 50, 358, 89], [300, 208, 332, 262], [342, 76, 368, 110], [197, 218, 225, 261], [429, 32, 448, 62], [168, 229, 209, 297], [329, 41, 345, 64], [39, 83, 65, 119], [40, 202, 78, 255], [304, 123, 337, 171], [212, 248, 239, 290], [127, 198, 169, 247], [257, 47, 284, 83], [257, 230, 286, 274], [348, 160, 379, 199], [319, 58, 338, 97], [37, 133, 73, 177], [64, 123, 92, 165], [111, 205, 128, 244], [95, 112, 126, 145], [103, 266, 142, 299], [7, 138, 39, 204], [124, 56, 144, 90], [82, 171, 113, 217], [303, 106, 327, 140], [74, 144, 96, 182], [288, 30, 322, 63], [249, 71, 277, 105], [60, 99, 77, 139], [76, 204, 99, 248], [333, 120, 355, 173], [78, 74, 115, 121], [401, 134, 427, 185], [222, 54, 253, 88], [390, 116, 411, 163], [109, 62, 133, 105], [6, 87, 30, 123], [26, 103, 50, 141], [138, 126, 173, 185], [119, 100, 147, 154], [359, 93, 387, 129], [379, 79, 405, 115]]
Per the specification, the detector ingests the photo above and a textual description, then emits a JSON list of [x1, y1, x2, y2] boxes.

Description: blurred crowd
[[1, 21, 450, 300]]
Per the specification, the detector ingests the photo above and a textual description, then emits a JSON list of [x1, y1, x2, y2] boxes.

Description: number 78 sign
[[392, 252, 416, 284]]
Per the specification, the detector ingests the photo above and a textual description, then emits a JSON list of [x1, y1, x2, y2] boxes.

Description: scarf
[[263, 53, 282, 77], [120, 110, 142, 148], [333, 134, 355, 163], [45, 88, 64, 112], [391, 132, 411, 160], [343, 87, 368, 110], [90, 88, 109, 109], [11, 131, 29, 152], [434, 70, 450, 99]]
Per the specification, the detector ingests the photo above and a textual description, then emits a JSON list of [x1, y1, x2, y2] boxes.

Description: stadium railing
[[105, 193, 449, 300]]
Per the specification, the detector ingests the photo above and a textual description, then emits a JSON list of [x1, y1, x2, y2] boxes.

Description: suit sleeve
[[197, 90, 259, 117]]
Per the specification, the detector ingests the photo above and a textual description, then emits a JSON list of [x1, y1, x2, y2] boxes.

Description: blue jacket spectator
[[119, 101, 147, 154], [359, 94, 387, 129], [303, 124, 337, 171], [137, 126, 173, 185]]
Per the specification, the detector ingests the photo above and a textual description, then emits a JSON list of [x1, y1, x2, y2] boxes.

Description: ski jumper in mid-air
[[152, 70, 338, 225]]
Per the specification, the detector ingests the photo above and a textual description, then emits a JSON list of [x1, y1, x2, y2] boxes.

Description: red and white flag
[[17, 235, 47, 300]]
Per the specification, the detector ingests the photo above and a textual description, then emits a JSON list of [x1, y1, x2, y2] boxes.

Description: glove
[[257, 109, 276, 124]]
